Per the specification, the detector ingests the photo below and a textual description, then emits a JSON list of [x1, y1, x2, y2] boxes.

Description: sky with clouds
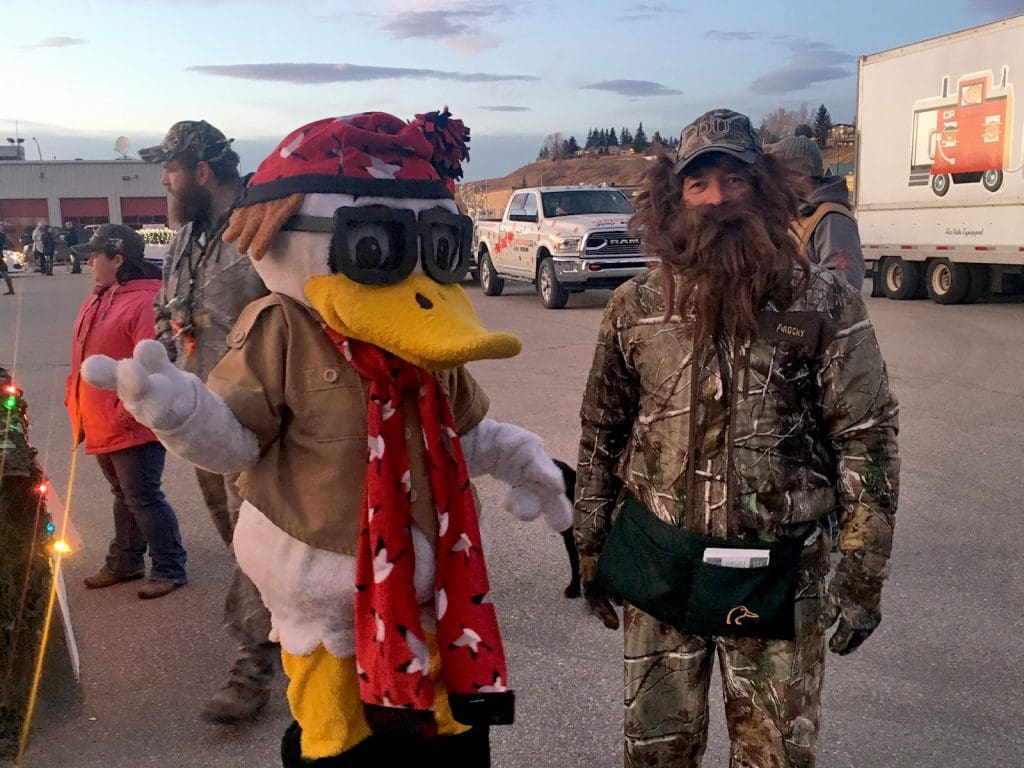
[[5, 0, 1024, 180]]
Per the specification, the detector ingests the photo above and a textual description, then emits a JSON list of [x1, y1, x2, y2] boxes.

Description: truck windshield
[[541, 190, 635, 217]]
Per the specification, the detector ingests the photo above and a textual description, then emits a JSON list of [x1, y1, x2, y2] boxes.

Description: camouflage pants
[[623, 536, 829, 768], [195, 468, 276, 683]]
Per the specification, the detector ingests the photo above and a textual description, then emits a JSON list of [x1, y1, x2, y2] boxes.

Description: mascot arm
[[81, 339, 260, 473], [460, 418, 572, 532]]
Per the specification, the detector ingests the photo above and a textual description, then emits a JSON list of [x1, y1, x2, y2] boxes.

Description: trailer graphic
[[908, 67, 1015, 196]]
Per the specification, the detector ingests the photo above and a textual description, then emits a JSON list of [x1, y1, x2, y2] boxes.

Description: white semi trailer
[[856, 14, 1024, 303]]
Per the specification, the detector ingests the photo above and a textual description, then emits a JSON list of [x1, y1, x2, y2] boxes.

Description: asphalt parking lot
[[2, 269, 1021, 767]]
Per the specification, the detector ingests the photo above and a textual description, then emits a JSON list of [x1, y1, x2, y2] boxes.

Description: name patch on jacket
[[757, 311, 823, 351]]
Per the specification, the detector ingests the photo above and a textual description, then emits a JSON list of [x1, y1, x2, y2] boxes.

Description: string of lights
[[0, 367, 63, 761]]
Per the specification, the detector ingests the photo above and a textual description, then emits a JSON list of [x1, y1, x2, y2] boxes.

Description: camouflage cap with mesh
[[139, 120, 236, 165], [673, 108, 763, 176]]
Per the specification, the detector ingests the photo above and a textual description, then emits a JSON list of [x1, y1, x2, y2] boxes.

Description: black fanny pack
[[595, 496, 803, 639]]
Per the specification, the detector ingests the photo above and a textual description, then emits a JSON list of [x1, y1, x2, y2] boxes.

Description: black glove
[[819, 555, 884, 655], [580, 554, 619, 630]]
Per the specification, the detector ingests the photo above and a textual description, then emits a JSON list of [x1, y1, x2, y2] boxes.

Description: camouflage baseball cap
[[139, 120, 235, 165], [71, 224, 145, 260], [673, 108, 762, 175]]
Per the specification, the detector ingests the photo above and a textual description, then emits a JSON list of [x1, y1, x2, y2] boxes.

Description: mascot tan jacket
[[207, 293, 488, 556]]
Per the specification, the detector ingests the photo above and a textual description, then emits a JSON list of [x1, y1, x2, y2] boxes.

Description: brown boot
[[83, 566, 145, 589], [137, 578, 186, 599], [200, 647, 275, 724]]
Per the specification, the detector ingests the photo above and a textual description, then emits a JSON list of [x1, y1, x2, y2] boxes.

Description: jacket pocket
[[300, 364, 367, 443]]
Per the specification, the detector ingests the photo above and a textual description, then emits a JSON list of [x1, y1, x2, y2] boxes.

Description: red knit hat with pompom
[[236, 109, 469, 207]]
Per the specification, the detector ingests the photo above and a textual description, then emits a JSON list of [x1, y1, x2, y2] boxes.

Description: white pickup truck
[[472, 186, 649, 308]]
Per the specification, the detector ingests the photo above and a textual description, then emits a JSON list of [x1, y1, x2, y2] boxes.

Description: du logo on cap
[[673, 108, 763, 176]]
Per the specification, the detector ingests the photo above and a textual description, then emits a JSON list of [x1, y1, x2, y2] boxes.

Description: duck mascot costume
[[81, 110, 572, 766]]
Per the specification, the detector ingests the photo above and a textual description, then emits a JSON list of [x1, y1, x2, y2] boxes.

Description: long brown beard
[[171, 176, 213, 228], [661, 201, 800, 346]]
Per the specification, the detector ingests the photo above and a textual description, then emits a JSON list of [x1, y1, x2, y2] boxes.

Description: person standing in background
[[139, 120, 274, 723], [66, 224, 188, 599]]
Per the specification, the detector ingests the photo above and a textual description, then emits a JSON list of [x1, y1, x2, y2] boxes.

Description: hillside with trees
[[459, 105, 854, 217]]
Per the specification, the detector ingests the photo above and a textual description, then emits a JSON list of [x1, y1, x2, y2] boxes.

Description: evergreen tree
[[585, 128, 596, 149], [537, 145, 551, 160], [608, 127, 619, 146], [620, 126, 632, 146], [813, 104, 833, 148], [632, 121, 649, 152], [566, 136, 580, 155]]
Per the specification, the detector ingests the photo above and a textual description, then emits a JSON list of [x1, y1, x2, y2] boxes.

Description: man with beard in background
[[140, 121, 272, 724], [574, 109, 900, 767]]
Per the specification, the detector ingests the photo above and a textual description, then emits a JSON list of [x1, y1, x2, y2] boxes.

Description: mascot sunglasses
[[281, 205, 473, 286]]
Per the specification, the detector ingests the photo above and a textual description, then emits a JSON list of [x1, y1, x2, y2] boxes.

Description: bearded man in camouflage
[[140, 121, 273, 723], [574, 108, 899, 768]]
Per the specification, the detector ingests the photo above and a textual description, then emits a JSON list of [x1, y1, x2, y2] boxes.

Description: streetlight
[[30, 138, 42, 161]]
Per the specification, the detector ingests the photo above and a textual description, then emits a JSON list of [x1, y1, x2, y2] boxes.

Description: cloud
[[618, 3, 683, 21], [749, 39, 855, 94], [188, 63, 538, 85], [21, 36, 86, 49], [969, 0, 1024, 17], [380, 3, 513, 53], [703, 29, 757, 42], [478, 105, 531, 112], [581, 79, 682, 97]]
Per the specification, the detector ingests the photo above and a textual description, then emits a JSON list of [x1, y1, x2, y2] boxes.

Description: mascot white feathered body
[[83, 111, 571, 767]]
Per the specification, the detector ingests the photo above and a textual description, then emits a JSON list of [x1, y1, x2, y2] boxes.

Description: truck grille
[[584, 231, 642, 257]]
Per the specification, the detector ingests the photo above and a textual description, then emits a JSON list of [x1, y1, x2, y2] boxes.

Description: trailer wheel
[[880, 257, 923, 300], [479, 252, 504, 296], [963, 264, 990, 304], [982, 169, 1003, 192], [925, 258, 972, 304], [538, 258, 569, 309], [930, 173, 950, 197]]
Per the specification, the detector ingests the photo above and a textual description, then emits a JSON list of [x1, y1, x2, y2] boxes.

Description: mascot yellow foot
[[279, 644, 488, 767]]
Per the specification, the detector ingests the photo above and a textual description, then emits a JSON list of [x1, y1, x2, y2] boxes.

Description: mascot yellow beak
[[305, 274, 521, 371]]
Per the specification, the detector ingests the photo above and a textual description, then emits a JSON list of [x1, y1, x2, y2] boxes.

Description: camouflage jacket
[[576, 267, 899, 588], [154, 217, 268, 379]]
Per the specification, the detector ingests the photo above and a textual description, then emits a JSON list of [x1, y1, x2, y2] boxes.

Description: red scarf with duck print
[[324, 329, 509, 715]]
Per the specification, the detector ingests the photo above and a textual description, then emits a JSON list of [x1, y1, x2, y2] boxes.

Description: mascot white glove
[[81, 339, 200, 431], [460, 418, 572, 532], [81, 339, 259, 474]]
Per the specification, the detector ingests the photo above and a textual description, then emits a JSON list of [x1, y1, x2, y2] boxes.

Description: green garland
[[0, 367, 53, 760]]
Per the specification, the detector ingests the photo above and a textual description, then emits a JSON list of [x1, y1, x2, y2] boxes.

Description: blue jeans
[[94, 441, 187, 583]]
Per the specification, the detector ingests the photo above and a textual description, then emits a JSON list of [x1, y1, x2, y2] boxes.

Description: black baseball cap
[[673, 108, 763, 176], [71, 224, 145, 260]]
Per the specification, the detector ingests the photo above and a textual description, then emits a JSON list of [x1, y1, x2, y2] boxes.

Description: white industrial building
[[0, 152, 169, 238]]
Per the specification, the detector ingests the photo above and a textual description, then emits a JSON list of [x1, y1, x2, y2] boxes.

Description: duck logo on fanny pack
[[726, 605, 760, 626]]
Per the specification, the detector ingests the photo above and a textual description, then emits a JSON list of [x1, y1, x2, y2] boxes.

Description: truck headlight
[[553, 237, 581, 252]]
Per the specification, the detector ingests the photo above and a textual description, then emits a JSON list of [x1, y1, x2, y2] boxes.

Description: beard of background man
[[171, 171, 214, 229]]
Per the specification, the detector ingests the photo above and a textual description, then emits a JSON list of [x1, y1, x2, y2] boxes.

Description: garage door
[[60, 197, 110, 226], [120, 197, 168, 227], [0, 198, 49, 235]]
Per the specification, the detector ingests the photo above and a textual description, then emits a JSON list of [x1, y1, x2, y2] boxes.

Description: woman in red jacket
[[66, 225, 188, 600]]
